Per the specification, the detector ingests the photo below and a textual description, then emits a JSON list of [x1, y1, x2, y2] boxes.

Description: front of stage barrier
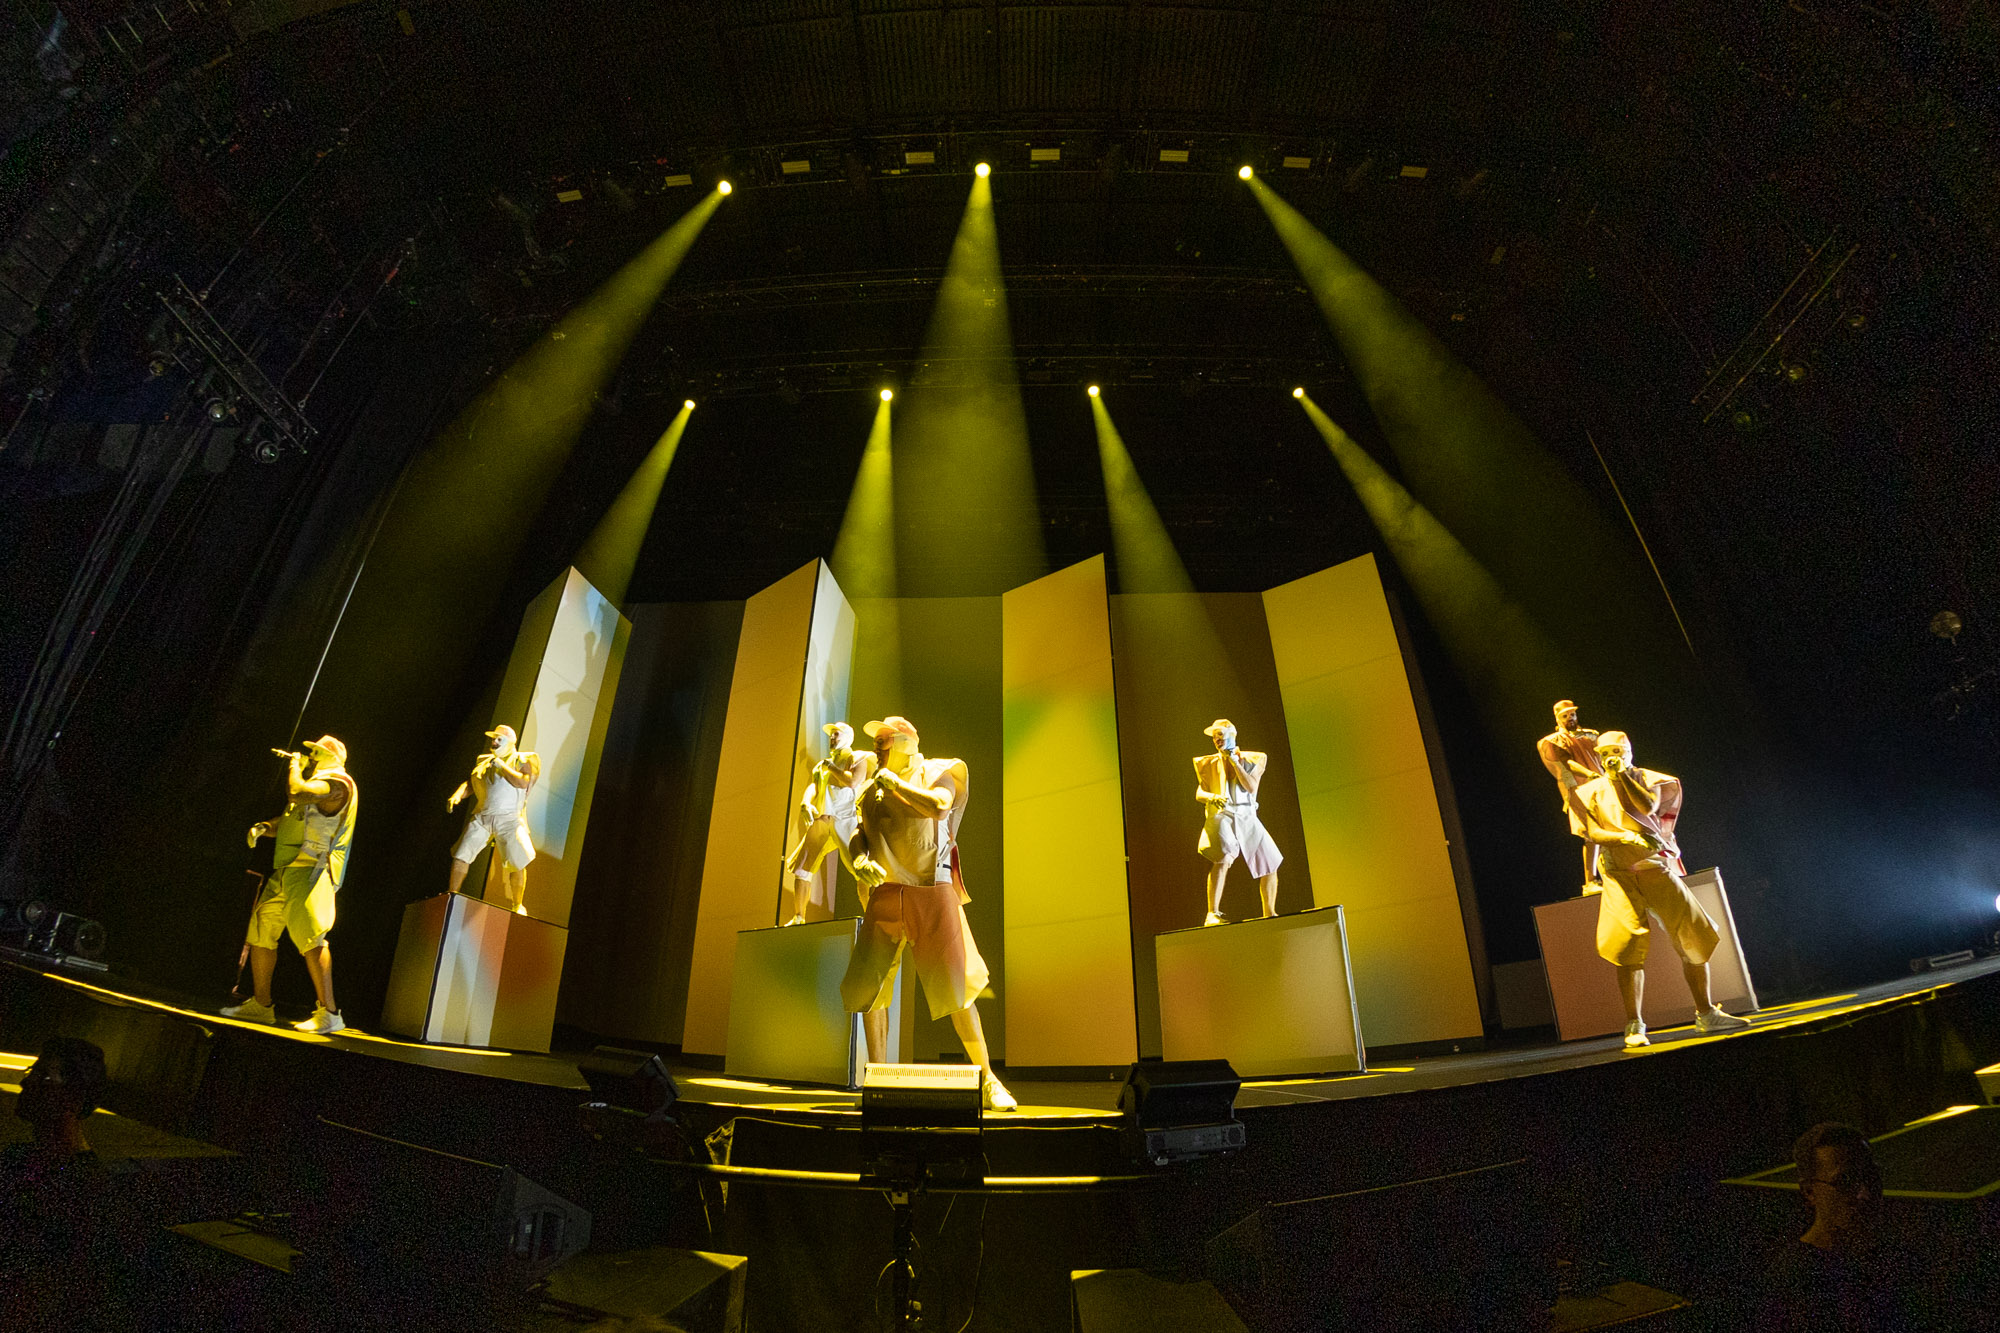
[[383, 890, 567, 1052], [1533, 866, 1758, 1042], [1155, 905, 1365, 1077], [725, 918, 899, 1086]]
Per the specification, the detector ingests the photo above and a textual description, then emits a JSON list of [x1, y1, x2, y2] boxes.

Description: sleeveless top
[[481, 764, 526, 820], [865, 757, 963, 890]]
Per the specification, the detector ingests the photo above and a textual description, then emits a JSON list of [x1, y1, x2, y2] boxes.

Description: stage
[[6, 951, 2000, 1330]]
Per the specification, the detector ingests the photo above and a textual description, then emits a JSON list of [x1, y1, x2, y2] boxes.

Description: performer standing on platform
[[223, 736, 356, 1034], [779, 722, 873, 926], [446, 724, 541, 915], [839, 715, 1016, 1112], [1537, 699, 1606, 890], [1194, 719, 1283, 926], [1574, 730, 1750, 1048]]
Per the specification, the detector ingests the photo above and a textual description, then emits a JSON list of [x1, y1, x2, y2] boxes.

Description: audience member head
[[1792, 1121, 1880, 1249], [15, 1036, 108, 1154]]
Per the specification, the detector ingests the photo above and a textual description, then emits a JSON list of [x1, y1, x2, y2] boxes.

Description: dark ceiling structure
[[2, 0, 1997, 992]]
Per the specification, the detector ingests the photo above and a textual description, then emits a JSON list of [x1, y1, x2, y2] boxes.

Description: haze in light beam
[[572, 400, 695, 608], [831, 398, 903, 705], [293, 188, 725, 804], [1297, 392, 1575, 748], [1247, 176, 1682, 672], [895, 172, 1045, 596], [1090, 389, 1245, 697]]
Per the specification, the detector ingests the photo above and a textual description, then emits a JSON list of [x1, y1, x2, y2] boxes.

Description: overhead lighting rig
[[158, 277, 317, 459]]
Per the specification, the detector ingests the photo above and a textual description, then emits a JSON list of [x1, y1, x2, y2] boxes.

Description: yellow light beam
[[1089, 392, 1193, 598], [1246, 175, 1682, 669], [831, 398, 896, 601], [830, 396, 904, 706], [1297, 392, 1571, 745], [571, 399, 696, 608], [1089, 389, 1246, 703], [895, 172, 1044, 595], [283, 187, 724, 772]]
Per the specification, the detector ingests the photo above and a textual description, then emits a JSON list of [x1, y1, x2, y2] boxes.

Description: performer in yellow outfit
[[1574, 730, 1749, 1048], [223, 735, 357, 1034], [839, 715, 1014, 1112], [1536, 699, 1604, 890]]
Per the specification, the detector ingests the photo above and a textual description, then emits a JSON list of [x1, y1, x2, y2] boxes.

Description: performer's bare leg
[[302, 944, 336, 1015], [1258, 872, 1279, 918], [950, 1004, 996, 1078], [1206, 855, 1237, 920], [503, 866, 527, 912], [1682, 958, 1714, 1013], [863, 1008, 889, 1064], [780, 876, 809, 926], [1616, 963, 1643, 1025], [448, 857, 473, 895], [248, 944, 278, 1008]]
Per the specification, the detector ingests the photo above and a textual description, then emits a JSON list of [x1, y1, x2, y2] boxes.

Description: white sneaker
[[982, 1074, 1017, 1113], [293, 1007, 346, 1035], [1696, 1007, 1751, 1035], [1203, 911, 1226, 927], [782, 915, 804, 927], [1623, 1021, 1650, 1048], [513, 902, 528, 916], [221, 997, 278, 1025]]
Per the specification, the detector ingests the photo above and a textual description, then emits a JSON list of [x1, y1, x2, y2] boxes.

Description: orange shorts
[[840, 882, 991, 1021]]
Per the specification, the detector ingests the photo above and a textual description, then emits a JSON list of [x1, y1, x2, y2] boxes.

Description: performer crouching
[[446, 724, 540, 914], [1575, 730, 1750, 1048], [224, 736, 356, 1034], [839, 716, 1016, 1112]]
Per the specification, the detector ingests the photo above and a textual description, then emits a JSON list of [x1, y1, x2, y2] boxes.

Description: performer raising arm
[[224, 736, 356, 1034], [1194, 719, 1284, 925], [839, 716, 1015, 1112], [446, 724, 541, 914], [1575, 730, 1751, 1048], [779, 722, 873, 925], [1536, 699, 1605, 890]]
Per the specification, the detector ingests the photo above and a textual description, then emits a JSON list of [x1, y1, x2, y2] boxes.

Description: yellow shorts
[[247, 862, 334, 953], [1595, 855, 1719, 968]]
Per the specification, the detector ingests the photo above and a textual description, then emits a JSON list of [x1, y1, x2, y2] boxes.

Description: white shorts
[[453, 810, 535, 870], [1199, 804, 1284, 878]]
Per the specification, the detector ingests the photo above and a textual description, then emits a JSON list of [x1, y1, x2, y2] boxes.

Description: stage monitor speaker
[[860, 1063, 983, 1184], [1207, 1157, 1545, 1331], [306, 1118, 591, 1294], [578, 1045, 679, 1119], [1120, 1060, 1244, 1165]]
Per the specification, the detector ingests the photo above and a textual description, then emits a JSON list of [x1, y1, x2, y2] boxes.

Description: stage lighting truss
[[159, 277, 317, 460]]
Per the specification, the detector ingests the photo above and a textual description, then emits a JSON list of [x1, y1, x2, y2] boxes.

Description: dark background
[[2, 0, 1997, 1031]]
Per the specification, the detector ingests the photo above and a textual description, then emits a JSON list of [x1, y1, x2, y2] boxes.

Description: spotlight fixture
[[1292, 387, 1305, 399], [1087, 384, 1100, 397], [1993, 893, 2000, 915], [716, 180, 733, 196], [253, 440, 281, 464], [974, 162, 991, 179], [205, 398, 230, 423], [1238, 165, 1253, 180], [683, 399, 696, 411], [879, 388, 893, 402]]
